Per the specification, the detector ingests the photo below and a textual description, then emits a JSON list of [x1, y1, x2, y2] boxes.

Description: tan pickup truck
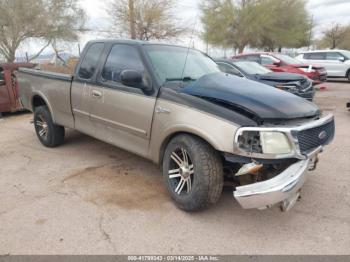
[[18, 40, 335, 212]]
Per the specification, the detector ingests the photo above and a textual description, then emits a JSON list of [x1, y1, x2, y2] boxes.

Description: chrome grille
[[297, 119, 335, 154]]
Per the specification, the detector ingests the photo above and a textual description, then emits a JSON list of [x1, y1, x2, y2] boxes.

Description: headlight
[[299, 67, 315, 73], [236, 131, 292, 155], [260, 132, 292, 154]]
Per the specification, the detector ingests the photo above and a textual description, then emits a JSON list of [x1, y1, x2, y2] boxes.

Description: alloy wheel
[[168, 148, 194, 195], [35, 115, 49, 140]]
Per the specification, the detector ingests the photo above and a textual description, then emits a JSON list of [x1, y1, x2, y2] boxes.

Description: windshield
[[341, 50, 350, 59], [273, 54, 300, 64], [233, 61, 272, 75], [144, 45, 220, 84]]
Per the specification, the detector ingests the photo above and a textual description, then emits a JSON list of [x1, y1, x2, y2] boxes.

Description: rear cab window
[[78, 43, 105, 80]]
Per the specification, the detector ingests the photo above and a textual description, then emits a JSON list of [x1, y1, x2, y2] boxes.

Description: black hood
[[181, 73, 320, 122]]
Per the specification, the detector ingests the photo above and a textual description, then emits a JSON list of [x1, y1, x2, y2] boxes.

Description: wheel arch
[[157, 130, 220, 165], [31, 92, 56, 123]]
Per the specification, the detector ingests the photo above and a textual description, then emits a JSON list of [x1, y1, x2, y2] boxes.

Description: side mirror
[[120, 70, 143, 87], [273, 61, 281, 66], [338, 57, 345, 62]]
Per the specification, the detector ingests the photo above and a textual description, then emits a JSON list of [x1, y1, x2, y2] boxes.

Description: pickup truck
[[18, 40, 335, 212]]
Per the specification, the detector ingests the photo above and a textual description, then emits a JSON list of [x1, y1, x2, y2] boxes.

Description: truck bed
[[18, 68, 75, 128]]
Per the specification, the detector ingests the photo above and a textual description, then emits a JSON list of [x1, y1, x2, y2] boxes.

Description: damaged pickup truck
[[18, 40, 335, 212]]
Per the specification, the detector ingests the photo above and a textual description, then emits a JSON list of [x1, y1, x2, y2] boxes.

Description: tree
[[0, 0, 85, 62], [108, 0, 186, 41], [200, 0, 260, 53], [317, 23, 348, 49], [200, 0, 311, 53]]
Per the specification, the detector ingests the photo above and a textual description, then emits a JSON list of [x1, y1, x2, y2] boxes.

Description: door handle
[[91, 90, 102, 98]]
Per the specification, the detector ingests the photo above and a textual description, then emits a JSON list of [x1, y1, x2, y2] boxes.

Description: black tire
[[162, 134, 223, 211], [347, 70, 350, 82], [34, 106, 65, 147]]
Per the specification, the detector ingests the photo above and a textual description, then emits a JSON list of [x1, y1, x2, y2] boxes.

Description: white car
[[296, 50, 350, 82]]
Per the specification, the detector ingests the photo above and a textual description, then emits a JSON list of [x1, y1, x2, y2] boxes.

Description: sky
[[17, 0, 350, 57]]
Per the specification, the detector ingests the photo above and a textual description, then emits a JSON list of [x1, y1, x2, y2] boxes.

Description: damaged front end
[[225, 114, 335, 212]]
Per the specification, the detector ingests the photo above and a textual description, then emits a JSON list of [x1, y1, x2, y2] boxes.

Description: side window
[[102, 44, 145, 83], [326, 52, 345, 61], [307, 53, 326, 60], [218, 63, 243, 77], [261, 56, 276, 65], [78, 43, 105, 80], [242, 55, 260, 63]]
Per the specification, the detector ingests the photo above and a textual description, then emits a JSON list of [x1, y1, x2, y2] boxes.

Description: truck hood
[[181, 73, 320, 122]]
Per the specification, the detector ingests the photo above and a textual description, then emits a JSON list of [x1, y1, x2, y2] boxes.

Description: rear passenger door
[[72, 42, 105, 134], [89, 44, 157, 158]]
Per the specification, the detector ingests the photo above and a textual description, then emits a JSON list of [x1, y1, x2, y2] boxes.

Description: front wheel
[[162, 134, 223, 211], [347, 70, 350, 82], [34, 106, 65, 147]]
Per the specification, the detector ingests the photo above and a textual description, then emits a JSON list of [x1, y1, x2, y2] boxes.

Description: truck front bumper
[[234, 159, 310, 210]]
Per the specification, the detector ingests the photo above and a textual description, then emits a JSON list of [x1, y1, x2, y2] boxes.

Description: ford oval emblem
[[319, 131, 327, 140]]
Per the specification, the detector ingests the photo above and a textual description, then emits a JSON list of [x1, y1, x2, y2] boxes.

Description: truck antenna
[[180, 18, 198, 80]]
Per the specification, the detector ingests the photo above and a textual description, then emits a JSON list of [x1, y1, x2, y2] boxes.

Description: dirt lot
[[0, 81, 349, 255]]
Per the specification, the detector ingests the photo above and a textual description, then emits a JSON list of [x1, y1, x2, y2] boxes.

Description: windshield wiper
[[166, 76, 197, 82]]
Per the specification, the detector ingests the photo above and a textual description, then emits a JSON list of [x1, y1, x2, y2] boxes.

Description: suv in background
[[232, 52, 327, 84], [296, 50, 350, 82]]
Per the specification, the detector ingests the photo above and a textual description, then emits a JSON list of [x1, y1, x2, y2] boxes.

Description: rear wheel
[[34, 106, 65, 147], [162, 134, 223, 211], [347, 70, 350, 82]]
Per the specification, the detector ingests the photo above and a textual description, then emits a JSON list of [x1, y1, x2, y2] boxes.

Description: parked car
[[295, 50, 350, 82], [215, 58, 315, 101], [18, 40, 335, 212], [232, 52, 327, 84], [0, 63, 35, 115]]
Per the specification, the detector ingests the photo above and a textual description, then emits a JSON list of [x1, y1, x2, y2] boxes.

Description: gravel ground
[[0, 81, 349, 255]]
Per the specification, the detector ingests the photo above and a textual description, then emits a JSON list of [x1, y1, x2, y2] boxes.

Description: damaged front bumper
[[233, 147, 321, 211]]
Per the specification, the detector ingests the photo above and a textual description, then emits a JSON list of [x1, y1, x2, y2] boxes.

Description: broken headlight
[[237, 131, 292, 155]]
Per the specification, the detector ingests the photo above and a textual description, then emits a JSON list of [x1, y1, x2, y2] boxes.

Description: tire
[[347, 70, 350, 82], [34, 106, 65, 147], [162, 134, 223, 211]]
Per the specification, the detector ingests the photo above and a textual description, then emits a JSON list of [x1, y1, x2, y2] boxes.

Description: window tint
[[304, 53, 326, 60], [326, 52, 345, 61], [102, 44, 145, 83], [78, 43, 105, 79], [241, 55, 260, 63], [218, 63, 243, 76], [261, 56, 276, 65]]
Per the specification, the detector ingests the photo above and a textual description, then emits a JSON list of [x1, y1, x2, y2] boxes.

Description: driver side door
[[89, 44, 157, 158]]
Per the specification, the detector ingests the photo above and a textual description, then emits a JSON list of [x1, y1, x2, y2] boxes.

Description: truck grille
[[297, 119, 335, 154]]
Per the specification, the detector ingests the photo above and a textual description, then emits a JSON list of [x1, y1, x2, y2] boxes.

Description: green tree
[[200, 0, 260, 53], [0, 0, 85, 62], [200, 0, 311, 53]]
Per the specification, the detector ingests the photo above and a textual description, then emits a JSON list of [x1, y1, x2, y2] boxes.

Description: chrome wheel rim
[[36, 115, 48, 140], [168, 148, 194, 195]]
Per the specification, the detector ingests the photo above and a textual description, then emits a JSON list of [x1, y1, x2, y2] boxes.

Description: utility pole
[[129, 0, 136, 39]]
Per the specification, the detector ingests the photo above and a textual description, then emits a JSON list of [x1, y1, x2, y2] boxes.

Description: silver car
[[296, 50, 350, 82]]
